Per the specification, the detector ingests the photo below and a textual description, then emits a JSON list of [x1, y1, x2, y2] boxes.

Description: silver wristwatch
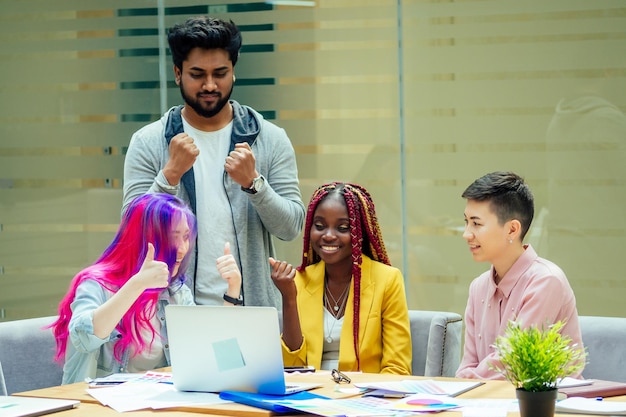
[[241, 175, 264, 194]]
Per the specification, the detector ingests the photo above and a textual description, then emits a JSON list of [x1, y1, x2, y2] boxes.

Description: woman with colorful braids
[[270, 182, 412, 374], [52, 193, 242, 384]]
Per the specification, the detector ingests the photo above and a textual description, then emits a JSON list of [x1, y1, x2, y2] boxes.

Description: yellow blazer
[[281, 255, 412, 375]]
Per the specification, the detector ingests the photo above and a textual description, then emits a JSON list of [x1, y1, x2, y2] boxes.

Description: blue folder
[[219, 390, 329, 413]]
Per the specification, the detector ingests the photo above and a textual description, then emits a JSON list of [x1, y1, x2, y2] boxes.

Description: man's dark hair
[[167, 16, 242, 69], [462, 171, 535, 239]]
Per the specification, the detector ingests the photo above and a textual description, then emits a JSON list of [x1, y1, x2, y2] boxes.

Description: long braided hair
[[298, 182, 390, 370]]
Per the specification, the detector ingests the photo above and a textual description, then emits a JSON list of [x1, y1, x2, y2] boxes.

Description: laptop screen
[[165, 305, 288, 395]]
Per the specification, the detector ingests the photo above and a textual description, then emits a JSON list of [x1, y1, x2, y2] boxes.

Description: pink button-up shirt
[[456, 244, 584, 380]]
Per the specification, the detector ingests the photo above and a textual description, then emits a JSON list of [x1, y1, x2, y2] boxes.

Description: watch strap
[[223, 293, 243, 305]]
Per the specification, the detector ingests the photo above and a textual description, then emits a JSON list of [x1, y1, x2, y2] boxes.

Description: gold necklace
[[324, 281, 350, 318]]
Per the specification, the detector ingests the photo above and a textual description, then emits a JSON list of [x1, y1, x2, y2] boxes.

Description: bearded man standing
[[123, 16, 304, 309]]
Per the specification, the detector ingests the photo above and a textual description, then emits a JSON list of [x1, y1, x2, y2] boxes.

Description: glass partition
[[1, 0, 624, 320]]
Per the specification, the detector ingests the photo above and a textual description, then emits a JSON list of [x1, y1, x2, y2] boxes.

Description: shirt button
[[165, 344, 169, 348]]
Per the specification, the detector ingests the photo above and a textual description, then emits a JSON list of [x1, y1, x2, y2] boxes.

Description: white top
[[183, 119, 238, 305], [126, 315, 167, 373], [321, 309, 343, 370]]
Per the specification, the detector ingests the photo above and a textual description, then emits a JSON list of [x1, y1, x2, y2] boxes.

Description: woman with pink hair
[[52, 193, 241, 384]]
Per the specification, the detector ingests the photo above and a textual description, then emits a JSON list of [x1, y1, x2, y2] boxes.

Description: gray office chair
[[409, 310, 463, 377], [0, 361, 8, 396], [579, 315, 626, 382], [0, 316, 63, 394]]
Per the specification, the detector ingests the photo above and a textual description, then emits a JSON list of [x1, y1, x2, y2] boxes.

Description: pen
[[596, 397, 603, 401], [381, 393, 408, 398]]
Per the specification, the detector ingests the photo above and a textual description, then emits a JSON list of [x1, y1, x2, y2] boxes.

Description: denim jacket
[[62, 278, 194, 384]]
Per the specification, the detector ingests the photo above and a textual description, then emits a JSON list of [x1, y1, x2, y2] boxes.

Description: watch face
[[253, 176, 263, 190], [242, 176, 263, 194]]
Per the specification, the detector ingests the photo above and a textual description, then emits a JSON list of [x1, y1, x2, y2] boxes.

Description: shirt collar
[[492, 244, 538, 297]]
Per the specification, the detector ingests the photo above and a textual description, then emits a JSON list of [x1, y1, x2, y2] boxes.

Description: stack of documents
[[228, 394, 461, 416], [354, 379, 484, 398], [555, 397, 626, 415], [86, 371, 226, 412]]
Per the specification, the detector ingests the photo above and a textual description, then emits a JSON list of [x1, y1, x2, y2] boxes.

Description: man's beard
[[179, 80, 233, 119]]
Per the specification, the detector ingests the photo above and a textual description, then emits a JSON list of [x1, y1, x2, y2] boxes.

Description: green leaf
[[490, 320, 586, 392]]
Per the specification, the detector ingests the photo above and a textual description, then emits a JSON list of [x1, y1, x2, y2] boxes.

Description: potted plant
[[491, 320, 586, 417]]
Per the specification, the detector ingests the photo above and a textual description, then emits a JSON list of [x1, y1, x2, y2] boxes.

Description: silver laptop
[[165, 305, 320, 395], [0, 396, 79, 417]]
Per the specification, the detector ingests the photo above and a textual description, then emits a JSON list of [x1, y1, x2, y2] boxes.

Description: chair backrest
[[0, 316, 63, 394], [579, 315, 626, 382], [408, 310, 463, 377], [0, 360, 8, 396]]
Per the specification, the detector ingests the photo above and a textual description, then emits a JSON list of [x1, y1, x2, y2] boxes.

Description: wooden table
[[12, 370, 624, 416], [25, 402, 217, 417]]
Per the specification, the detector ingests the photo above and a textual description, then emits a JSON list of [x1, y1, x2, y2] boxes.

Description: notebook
[[558, 379, 626, 398], [164, 305, 321, 395], [0, 396, 79, 417]]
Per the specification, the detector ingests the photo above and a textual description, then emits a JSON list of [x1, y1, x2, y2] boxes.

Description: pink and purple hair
[[298, 182, 390, 370], [51, 193, 197, 364]]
